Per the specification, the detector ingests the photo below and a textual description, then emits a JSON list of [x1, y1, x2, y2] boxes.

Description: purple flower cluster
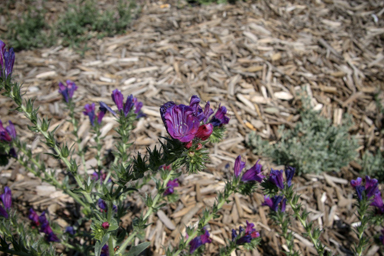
[[83, 102, 116, 126], [65, 226, 76, 235], [28, 209, 60, 242], [164, 179, 179, 196], [0, 186, 11, 218], [188, 228, 212, 254], [111, 89, 145, 118], [160, 95, 229, 144], [58, 80, 78, 103], [351, 176, 384, 214], [232, 221, 260, 245], [0, 40, 15, 79], [0, 120, 17, 158], [262, 195, 287, 212], [233, 155, 264, 183], [101, 244, 109, 256], [268, 166, 295, 190]]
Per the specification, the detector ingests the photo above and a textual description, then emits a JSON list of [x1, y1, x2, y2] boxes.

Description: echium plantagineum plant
[[0, 38, 384, 256]]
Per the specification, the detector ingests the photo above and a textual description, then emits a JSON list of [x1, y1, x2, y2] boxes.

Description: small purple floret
[[189, 228, 212, 254], [1, 186, 12, 210], [0, 41, 15, 79], [112, 89, 124, 111], [5, 121, 16, 139], [262, 195, 286, 212], [58, 80, 78, 103], [65, 226, 75, 235], [285, 166, 295, 187], [269, 169, 284, 190], [84, 103, 96, 126], [0, 120, 12, 142], [164, 179, 179, 196], [209, 105, 230, 127], [28, 208, 40, 225], [234, 155, 246, 178], [241, 160, 264, 182]]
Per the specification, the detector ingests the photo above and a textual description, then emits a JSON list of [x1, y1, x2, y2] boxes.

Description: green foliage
[[6, 7, 54, 51], [361, 150, 384, 182], [248, 99, 358, 175]]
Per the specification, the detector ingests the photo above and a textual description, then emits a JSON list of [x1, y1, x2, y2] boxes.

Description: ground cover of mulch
[[0, 0, 384, 255]]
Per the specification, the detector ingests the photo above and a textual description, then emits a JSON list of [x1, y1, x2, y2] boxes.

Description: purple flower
[[195, 123, 213, 141], [285, 166, 295, 187], [0, 41, 15, 79], [371, 192, 384, 214], [92, 171, 111, 184], [38, 211, 48, 226], [236, 235, 252, 245], [0, 205, 7, 218], [98, 199, 107, 212], [269, 169, 284, 190], [0, 120, 12, 142], [234, 155, 246, 178], [58, 80, 78, 103], [350, 177, 362, 188], [209, 105, 230, 127], [101, 244, 109, 256], [83, 103, 96, 126], [65, 226, 75, 235], [189, 228, 212, 254], [98, 102, 116, 124], [1, 186, 12, 210], [241, 160, 264, 182], [160, 103, 199, 143], [8, 148, 17, 159], [28, 208, 40, 225], [232, 221, 260, 245], [262, 195, 286, 212], [5, 121, 16, 140], [189, 95, 205, 121], [202, 102, 214, 124], [112, 89, 124, 111], [123, 94, 135, 116], [45, 232, 60, 242], [164, 179, 179, 196]]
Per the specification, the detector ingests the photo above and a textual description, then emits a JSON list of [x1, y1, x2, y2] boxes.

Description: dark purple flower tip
[[189, 95, 205, 121], [262, 195, 273, 208], [263, 195, 284, 212], [98, 199, 107, 211], [1, 186, 12, 210], [355, 185, 365, 201], [91, 172, 99, 180], [38, 211, 48, 226], [285, 166, 295, 187], [99, 102, 116, 116], [281, 199, 287, 213], [102, 222, 110, 229], [160, 101, 176, 124], [0, 120, 12, 142], [351, 177, 362, 188], [241, 160, 264, 183], [371, 192, 384, 213], [234, 155, 246, 178], [164, 179, 179, 196], [58, 80, 77, 103], [365, 176, 379, 199], [101, 244, 109, 256], [8, 147, 17, 159], [209, 105, 230, 127], [0, 41, 5, 68], [40, 222, 53, 234], [134, 101, 143, 114], [195, 123, 213, 141], [231, 229, 237, 241], [65, 226, 75, 235], [202, 102, 214, 124], [113, 205, 117, 212], [239, 226, 244, 234], [4, 47, 15, 78], [5, 121, 16, 139], [269, 169, 284, 190], [45, 232, 60, 242], [112, 89, 124, 111], [162, 104, 200, 143], [28, 208, 40, 225], [83, 103, 96, 126], [124, 94, 135, 116], [0, 205, 8, 218], [236, 235, 252, 245], [189, 228, 212, 254]]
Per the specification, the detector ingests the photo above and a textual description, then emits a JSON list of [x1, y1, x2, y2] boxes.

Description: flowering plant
[[0, 38, 383, 256]]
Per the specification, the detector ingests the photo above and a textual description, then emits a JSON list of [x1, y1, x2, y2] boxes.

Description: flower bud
[[102, 222, 110, 229], [195, 124, 213, 141]]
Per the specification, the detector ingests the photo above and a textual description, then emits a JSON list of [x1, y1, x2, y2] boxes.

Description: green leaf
[[95, 233, 110, 256], [123, 242, 150, 256]]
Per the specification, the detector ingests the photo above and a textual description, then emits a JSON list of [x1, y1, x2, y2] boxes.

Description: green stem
[[114, 231, 138, 255], [69, 102, 87, 174]]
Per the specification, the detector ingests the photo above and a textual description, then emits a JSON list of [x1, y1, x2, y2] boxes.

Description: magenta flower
[[269, 169, 284, 190], [102, 222, 110, 229], [28, 208, 40, 225], [234, 155, 246, 178], [1, 186, 11, 210], [164, 179, 179, 196], [241, 160, 264, 182], [0, 120, 12, 142], [0, 41, 15, 79], [209, 105, 230, 127], [160, 103, 199, 143], [189, 228, 212, 254], [262, 195, 286, 212], [58, 80, 78, 103], [195, 123, 213, 141]]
